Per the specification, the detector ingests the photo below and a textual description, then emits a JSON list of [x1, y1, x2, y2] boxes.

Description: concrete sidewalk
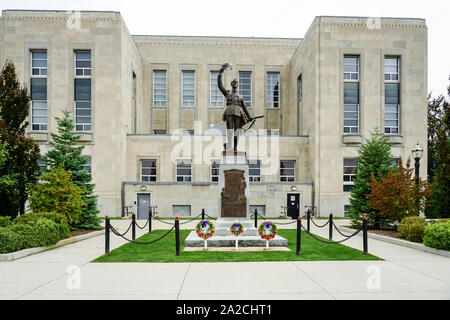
[[0, 219, 448, 300]]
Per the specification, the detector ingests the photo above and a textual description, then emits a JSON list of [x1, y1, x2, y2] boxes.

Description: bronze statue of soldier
[[218, 62, 252, 152]]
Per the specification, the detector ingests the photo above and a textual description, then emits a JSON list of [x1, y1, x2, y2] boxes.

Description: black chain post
[[296, 217, 302, 255], [307, 209, 311, 232], [254, 208, 258, 228], [105, 216, 110, 255], [132, 213, 136, 241], [363, 216, 368, 255], [175, 217, 180, 256], [148, 208, 152, 234], [202, 208, 205, 220], [329, 213, 333, 241]]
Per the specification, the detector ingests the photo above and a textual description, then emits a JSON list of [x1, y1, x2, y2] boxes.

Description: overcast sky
[[1, 0, 449, 97]]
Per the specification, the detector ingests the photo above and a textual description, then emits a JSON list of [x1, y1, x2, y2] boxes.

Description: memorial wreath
[[230, 222, 244, 236], [258, 221, 278, 240], [195, 220, 215, 240]]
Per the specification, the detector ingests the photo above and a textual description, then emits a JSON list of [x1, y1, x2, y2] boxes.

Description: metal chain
[[301, 224, 363, 244], [179, 213, 203, 225], [152, 216, 177, 225], [310, 219, 330, 228], [110, 221, 133, 236], [274, 220, 298, 225], [134, 219, 149, 230], [332, 221, 356, 238], [110, 224, 175, 245]]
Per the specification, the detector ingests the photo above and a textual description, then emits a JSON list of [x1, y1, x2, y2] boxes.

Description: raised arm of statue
[[218, 68, 228, 96]]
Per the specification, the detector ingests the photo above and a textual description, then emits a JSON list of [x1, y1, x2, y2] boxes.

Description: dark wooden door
[[287, 193, 300, 219]]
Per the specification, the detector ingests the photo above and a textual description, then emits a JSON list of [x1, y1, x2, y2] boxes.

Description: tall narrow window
[[141, 159, 157, 182], [343, 158, 357, 192], [30, 51, 47, 131], [384, 57, 400, 134], [343, 56, 359, 134], [210, 71, 224, 108], [211, 160, 219, 182], [280, 160, 295, 182], [266, 72, 280, 108], [153, 70, 167, 107], [176, 159, 192, 182], [81, 156, 92, 175], [132, 71, 137, 134], [249, 160, 261, 182], [297, 74, 302, 102], [75, 51, 91, 131], [239, 71, 252, 108], [182, 71, 195, 107]]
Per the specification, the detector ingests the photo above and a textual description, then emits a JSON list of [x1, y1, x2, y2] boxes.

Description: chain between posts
[[109, 224, 175, 245]]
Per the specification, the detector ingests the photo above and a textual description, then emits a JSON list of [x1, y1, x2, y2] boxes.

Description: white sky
[[1, 0, 449, 97]]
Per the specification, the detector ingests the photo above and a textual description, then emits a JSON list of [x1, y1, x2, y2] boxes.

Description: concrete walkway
[[0, 218, 448, 300]]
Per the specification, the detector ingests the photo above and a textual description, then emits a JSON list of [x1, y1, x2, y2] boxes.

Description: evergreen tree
[[44, 110, 101, 230], [349, 128, 395, 228], [427, 93, 445, 182], [0, 60, 40, 218]]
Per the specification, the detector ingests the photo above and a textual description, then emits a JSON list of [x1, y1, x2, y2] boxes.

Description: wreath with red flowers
[[230, 222, 244, 236], [258, 221, 278, 240], [195, 220, 215, 240]]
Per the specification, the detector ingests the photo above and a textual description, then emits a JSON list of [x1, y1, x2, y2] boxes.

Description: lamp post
[[412, 142, 423, 185]]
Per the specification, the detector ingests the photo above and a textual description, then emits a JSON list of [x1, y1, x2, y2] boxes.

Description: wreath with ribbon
[[195, 220, 215, 240], [258, 221, 278, 240], [230, 222, 244, 236]]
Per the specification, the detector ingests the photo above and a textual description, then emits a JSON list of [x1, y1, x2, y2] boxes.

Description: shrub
[[397, 216, 428, 243], [8, 218, 60, 248], [0, 227, 23, 253], [423, 220, 450, 251], [0, 216, 12, 227], [15, 212, 68, 226]]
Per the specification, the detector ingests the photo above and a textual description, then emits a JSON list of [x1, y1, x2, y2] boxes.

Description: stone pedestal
[[184, 152, 288, 248]]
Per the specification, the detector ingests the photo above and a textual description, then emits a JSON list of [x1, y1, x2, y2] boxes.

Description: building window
[[182, 71, 195, 107], [173, 205, 191, 217], [249, 160, 261, 182], [75, 51, 91, 77], [211, 160, 219, 182], [239, 71, 252, 108], [266, 72, 280, 108], [297, 74, 302, 102], [343, 158, 357, 192], [37, 157, 47, 175], [250, 205, 266, 216], [153, 70, 167, 107], [280, 160, 295, 182], [74, 50, 91, 131], [141, 159, 157, 182], [344, 56, 359, 80], [81, 156, 92, 175], [30, 51, 47, 131], [384, 57, 400, 134], [176, 159, 192, 182], [343, 82, 359, 134], [344, 205, 351, 217], [210, 71, 224, 108], [153, 130, 166, 135]]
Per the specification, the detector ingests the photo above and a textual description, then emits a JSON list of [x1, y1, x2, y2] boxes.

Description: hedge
[[0, 228, 23, 254], [423, 220, 450, 251], [397, 216, 428, 243], [0, 216, 12, 228], [8, 218, 60, 249]]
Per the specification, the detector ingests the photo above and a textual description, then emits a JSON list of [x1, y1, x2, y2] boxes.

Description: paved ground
[[0, 218, 449, 300]]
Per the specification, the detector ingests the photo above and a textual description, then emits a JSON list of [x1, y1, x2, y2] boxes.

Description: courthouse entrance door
[[137, 193, 150, 220], [287, 193, 300, 219]]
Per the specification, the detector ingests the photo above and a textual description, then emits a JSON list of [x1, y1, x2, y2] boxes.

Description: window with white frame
[[176, 159, 192, 182], [211, 160, 219, 182], [266, 72, 280, 108], [182, 71, 195, 107], [30, 51, 47, 131], [81, 156, 92, 175], [344, 56, 359, 80], [74, 50, 91, 131], [280, 160, 295, 182], [384, 57, 400, 134], [343, 158, 357, 192], [239, 71, 252, 107], [249, 160, 261, 182], [210, 71, 224, 108], [344, 205, 351, 217], [37, 157, 47, 175], [153, 70, 167, 107], [141, 159, 157, 182]]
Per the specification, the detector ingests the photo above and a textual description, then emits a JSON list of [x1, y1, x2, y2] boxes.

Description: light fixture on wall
[[140, 185, 147, 191], [291, 185, 297, 191]]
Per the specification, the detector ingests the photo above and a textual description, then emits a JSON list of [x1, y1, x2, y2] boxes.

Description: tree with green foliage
[[349, 128, 395, 228], [0, 60, 40, 218], [43, 110, 101, 230], [28, 164, 85, 225], [0, 139, 16, 191]]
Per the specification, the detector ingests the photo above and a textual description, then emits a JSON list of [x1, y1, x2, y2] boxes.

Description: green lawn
[[93, 229, 381, 263]]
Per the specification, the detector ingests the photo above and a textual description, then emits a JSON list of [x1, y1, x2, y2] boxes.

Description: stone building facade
[[0, 10, 428, 218]]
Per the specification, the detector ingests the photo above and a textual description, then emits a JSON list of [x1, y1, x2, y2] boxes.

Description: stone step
[[184, 231, 288, 247]]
